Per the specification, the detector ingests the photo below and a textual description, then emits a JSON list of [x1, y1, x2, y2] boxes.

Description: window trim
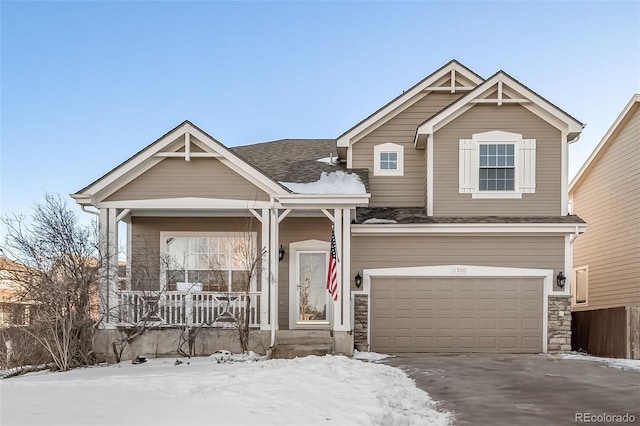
[[459, 130, 536, 199], [373, 143, 404, 176], [572, 265, 588, 306], [160, 231, 257, 293]]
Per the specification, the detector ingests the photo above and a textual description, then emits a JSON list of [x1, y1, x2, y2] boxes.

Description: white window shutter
[[519, 139, 536, 193], [459, 139, 475, 193]]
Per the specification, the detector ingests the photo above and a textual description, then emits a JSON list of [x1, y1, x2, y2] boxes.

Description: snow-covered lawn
[[0, 354, 450, 426], [562, 353, 640, 372]]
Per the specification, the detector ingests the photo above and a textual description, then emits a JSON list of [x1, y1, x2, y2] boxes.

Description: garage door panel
[[371, 276, 543, 353], [478, 318, 497, 329], [522, 318, 542, 330], [500, 318, 518, 330], [500, 336, 518, 350]]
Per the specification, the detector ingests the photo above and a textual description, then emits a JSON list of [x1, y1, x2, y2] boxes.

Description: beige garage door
[[371, 277, 543, 353]]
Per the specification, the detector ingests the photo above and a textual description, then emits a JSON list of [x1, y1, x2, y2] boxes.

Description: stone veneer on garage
[[547, 295, 572, 353], [353, 294, 573, 354], [353, 294, 368, 350]]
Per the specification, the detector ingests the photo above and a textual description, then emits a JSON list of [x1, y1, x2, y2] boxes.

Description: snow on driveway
[[0, 355, 450, 426], [562, 353, 640, 371]]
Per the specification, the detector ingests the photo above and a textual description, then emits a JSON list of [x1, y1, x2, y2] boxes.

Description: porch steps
[[270, 330, 334, 359]]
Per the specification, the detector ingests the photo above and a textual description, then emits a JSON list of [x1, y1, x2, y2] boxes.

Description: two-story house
[[72, 60, 585, 360]]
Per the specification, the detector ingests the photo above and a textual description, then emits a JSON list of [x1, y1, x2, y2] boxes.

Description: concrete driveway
[[382, 354, 639, 425]]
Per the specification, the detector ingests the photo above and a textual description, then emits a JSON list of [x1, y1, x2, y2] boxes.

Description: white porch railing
[[116, 291, 261, 328]]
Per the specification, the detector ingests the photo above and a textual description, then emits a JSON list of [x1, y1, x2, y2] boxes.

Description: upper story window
[[479, 143, 515, 191], [459, 131, 536, 199], [374, 143, 404, 176], [161, 232, 256, 292]]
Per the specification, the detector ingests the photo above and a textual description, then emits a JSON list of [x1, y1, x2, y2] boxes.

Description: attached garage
[[366, 265, 551, 353]]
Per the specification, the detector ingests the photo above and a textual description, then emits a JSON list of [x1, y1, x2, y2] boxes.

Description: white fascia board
[[275, 194, 371, 208], [95, 197, 273, 210], [352, 222, 587, 235], [79, 123, 190, 197], [570, 94, 640, 193], [416, 73, 584, 141], [337, 62, 483, 148], [79, 122, 289, 205]]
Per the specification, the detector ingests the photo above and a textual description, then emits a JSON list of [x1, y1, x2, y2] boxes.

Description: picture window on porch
[[163, 233, 255, 292]]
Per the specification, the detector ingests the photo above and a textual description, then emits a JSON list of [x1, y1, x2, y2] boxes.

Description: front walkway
[[382, 353, 639, 425]]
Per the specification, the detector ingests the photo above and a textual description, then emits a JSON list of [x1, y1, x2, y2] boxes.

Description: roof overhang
[[570, 94, 640, 194], [275, 193, 371, 209], [71, 121, 290, 207], [414, 72, 585, 148], [337, 60, 483, 149], [352, 222, 586, 235]]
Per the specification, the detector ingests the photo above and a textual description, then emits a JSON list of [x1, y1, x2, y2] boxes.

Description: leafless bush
[[1, 194, 100, 371]]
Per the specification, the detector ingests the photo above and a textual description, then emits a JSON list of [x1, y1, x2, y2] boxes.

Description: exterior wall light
[[556, 271, 566, 289], [279, 245, 285, 261], [354, 271, 363, 288]]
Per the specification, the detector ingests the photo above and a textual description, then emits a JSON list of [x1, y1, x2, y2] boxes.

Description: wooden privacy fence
[[116, 291, 261, 328]]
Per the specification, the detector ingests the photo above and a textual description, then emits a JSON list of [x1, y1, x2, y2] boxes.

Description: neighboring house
[[0, 258, 33, 327], [569, 94, 640, 359], [72, 60, 585, 359]]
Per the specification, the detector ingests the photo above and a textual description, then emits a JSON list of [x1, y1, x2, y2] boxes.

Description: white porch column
[[332, 208, 343, 330], [269, 207, 280, 346], [98, 208, 119, 325], [107, 208, 119, 324], [260, 208, 270, 330], [98, 209, 110, 323], [340, 208, 351, 331]]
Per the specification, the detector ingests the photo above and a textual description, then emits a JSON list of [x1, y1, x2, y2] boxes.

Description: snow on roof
[[280, 171, 367, 194], [316, 156, 338, 165], [362, 218, 398, 224]]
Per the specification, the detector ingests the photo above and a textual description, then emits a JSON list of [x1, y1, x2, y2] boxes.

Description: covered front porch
[[95, 197, 365, 356]]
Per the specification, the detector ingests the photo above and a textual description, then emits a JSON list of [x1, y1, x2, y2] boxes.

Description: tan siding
[[433, 105, 562, 216], [572, 105, 640, 311], [278, 217, 333, 329], [129, 217, 262, 291], [106, 158, 270, 201], [352, 92, 464, 207], [351, 235, 564, 290]]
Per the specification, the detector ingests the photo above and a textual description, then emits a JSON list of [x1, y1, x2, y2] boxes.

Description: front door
[[296, 251, 331, 326]]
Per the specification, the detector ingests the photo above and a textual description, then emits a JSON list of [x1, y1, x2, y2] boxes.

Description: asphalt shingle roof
[[231, 139, 370, 190], [355, 207, 586, 225]]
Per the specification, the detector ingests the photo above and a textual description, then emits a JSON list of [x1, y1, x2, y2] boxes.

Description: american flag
[[326, 229, 338, 302]]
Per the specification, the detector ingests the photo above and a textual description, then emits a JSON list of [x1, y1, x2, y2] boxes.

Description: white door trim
[[363, 264, 552, 353], [288, 239, 331, 329]]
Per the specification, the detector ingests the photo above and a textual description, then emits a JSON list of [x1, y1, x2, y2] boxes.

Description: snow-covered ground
[[0, 354, 450, 426], [562, 353, 640, 372]]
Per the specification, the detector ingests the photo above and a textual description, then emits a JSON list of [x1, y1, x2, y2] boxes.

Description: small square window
[[380, 152, 398, 170], [373, 143, 404, 176]]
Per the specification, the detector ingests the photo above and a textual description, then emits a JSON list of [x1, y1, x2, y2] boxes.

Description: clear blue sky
[[1, 1, 639, 230]]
